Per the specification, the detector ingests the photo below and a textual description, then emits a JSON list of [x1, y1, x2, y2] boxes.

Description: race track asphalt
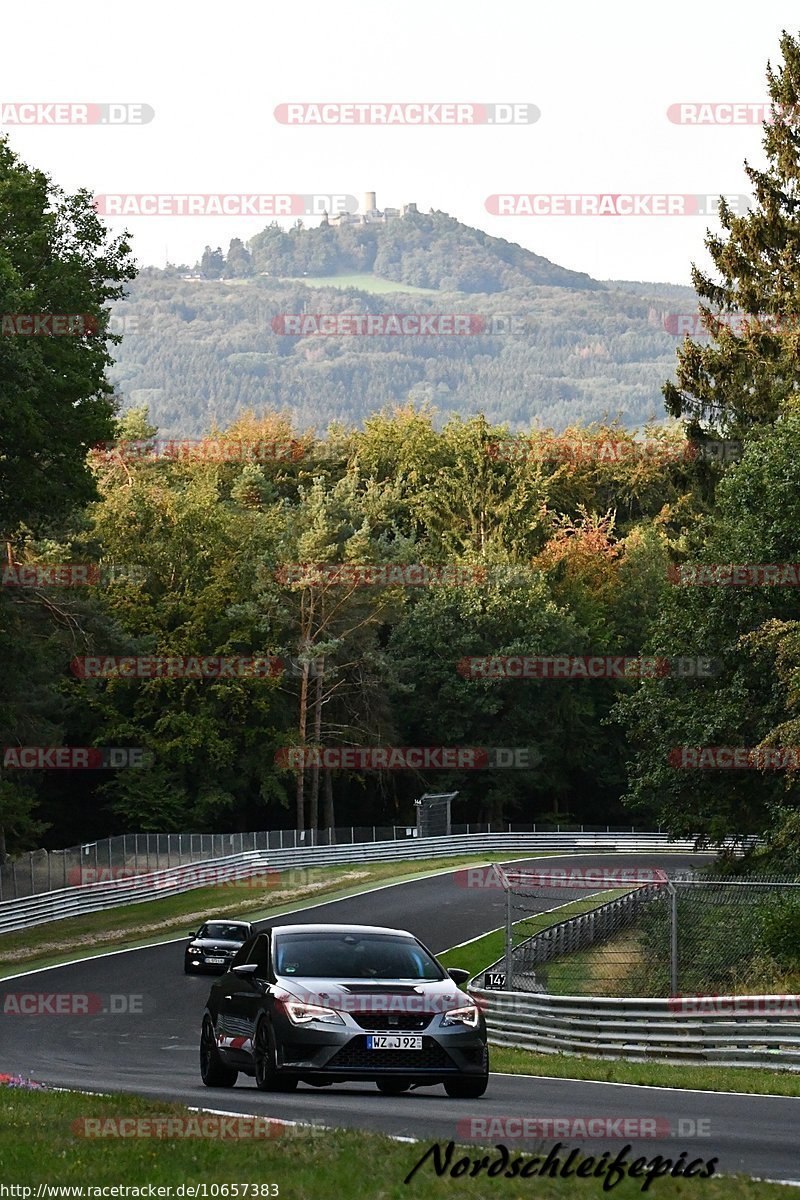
[[1, 853, 798, 1183]]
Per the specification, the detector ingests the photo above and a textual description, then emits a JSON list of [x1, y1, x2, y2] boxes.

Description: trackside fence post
[[669, 882, 678, 996]]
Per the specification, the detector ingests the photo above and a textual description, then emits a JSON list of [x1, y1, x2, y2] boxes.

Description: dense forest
[[107, 270, 697, 438], [5, 31, 800, 865]]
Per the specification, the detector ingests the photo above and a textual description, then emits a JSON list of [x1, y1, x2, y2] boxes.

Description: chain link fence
[[482, 865, 800, 998], [0, 822, 651, 901]]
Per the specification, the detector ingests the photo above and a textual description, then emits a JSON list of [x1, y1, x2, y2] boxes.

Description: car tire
[[184, 962, 195, 974], [376, 1078, 411, 1094], [254, 1018, 297, 1092], [443, 1073, 489, 1099], [200, 1014, 238, 1087]]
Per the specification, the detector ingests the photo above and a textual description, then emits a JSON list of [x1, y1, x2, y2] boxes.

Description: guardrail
[[0, 831, 703, 934], [469, 985, 800, 1069], [1, 823, 671, 902]]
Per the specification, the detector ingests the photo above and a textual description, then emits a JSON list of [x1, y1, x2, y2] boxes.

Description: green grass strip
[[0, 1087, 785, 1196]]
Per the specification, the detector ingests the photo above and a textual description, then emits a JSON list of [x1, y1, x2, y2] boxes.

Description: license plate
[[366, 1035, 422, 1050], [206, 957, 226, 964]]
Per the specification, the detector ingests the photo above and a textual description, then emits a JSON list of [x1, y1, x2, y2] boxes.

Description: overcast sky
[[2, 1, 797, 285]]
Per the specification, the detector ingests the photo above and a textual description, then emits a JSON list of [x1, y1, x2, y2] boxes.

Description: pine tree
[[665, 30, 800, 438]]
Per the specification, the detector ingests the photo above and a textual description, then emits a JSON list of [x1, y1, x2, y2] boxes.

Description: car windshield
[[273, 932, 444, 980], [199, 923, 248, 941]]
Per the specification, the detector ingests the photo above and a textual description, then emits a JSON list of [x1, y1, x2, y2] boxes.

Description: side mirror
[[187, 932, 198, 940], [231, 963, 258, 979], [447, 968, 470, 987], [232, 963, 266, 989]]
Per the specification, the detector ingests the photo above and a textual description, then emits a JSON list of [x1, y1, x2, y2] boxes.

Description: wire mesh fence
[[0, 822, 651, 901], [481, 865, 800, 998]]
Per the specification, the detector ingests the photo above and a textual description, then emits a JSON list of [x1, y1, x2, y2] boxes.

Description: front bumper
[[221, 1011, 488, 1081]]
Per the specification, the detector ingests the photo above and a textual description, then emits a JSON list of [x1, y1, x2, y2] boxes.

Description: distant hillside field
[[276, 273, 440, 294]]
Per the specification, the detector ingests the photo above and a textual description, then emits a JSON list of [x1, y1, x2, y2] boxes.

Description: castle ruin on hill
[[321, 193, 418, 227]]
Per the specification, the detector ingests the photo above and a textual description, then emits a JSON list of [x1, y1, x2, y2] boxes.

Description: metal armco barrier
[[0, 831, 702, 934], [469, 985, 800, 1069]]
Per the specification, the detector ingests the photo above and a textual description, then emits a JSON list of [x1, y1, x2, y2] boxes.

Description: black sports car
[[184, 920, 255, 974], [199, 922, 489, 1097]]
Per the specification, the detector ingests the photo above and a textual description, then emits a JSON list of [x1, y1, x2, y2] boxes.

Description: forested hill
[[108, 271, 698, 440], [105, 205, 699, 440], [242, 208, 603, 292]]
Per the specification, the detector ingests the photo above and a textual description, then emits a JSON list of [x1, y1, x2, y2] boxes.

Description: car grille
[[351, 1013, 433, 1031], [326, 1037, 455, 1072]]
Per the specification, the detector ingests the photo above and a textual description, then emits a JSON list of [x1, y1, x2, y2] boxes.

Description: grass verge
[[0, 853, 548, 978], [439, 889, 629, 981], [0, 1086, 786, 1196], [489, 1047, 800, 1097]]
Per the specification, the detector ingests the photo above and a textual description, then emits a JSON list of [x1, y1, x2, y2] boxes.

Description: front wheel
[[200, 1015, 238, 1087], [254, 1018, 297, 1092], [443, 1073, 489, 1099]]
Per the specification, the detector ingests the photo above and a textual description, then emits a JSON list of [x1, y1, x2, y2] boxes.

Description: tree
[[266, 473, 404, 832], [199, 246, 225, 279], [0, 137, 135, 536], [615, 407, 800, 839], [81, 437, 292, 833], [225, 238, 253, 278], [664, 31, 800, 437]]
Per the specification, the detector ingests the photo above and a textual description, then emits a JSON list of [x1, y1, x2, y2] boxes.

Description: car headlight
[[187, 944, 202, 952], [283, 1000, 345, 1026], [441, 1004, 480, 1029]]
